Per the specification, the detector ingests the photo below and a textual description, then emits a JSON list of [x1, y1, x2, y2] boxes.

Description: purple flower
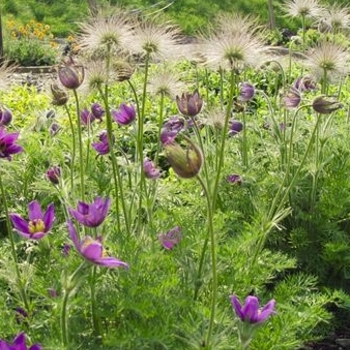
[[67, 221, 128, 268], [160, 116, 185, 145], [80, 107, 95, 126], [0, 332, 41, 350], [282, 87, 301, 109], [0, 128, 23, 160], [176, 89, 203, 117], [9, 201, 55, 240], [47, 288, 57, 298], [91, 103, 104, 121], [14, 307, 28, 324], [228, 120, 243, 136], [0, 108, 12, 127], [61, 243, 71, 256], [226, 174, 242, 185], [45, 166, 61, 184], [58, 61, 85, 90], [238, 82, 255, 102], [230, 295, 275, 324], [92, 131, 112, 156], [292, 75, 317, 92], [158, 226, 181, 250], [49, 123, 60, 136], [68, 196, 110, 228], [143, 158, 160, 179], [111, 103, 136, 126]]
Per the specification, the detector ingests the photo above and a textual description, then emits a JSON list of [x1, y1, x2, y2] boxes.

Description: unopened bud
[[312, 96, 342, 114]]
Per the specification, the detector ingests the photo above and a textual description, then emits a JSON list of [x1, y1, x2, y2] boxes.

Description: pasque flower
[[312, 95, 342, 114], [0, 332, 41, 350], [92, 131, 112, 155], [158, 226, 181, 250], [0, 108, 12, 126], [68, 196, 110, 228], [58, 57, 85, 90], [0, 128, 23, 160], [230, 295, 275, 324], [160, 116, 185, 145], [45, 166, 61, 184], [143, 158, 160, 179], [176, 90, 203, 117], [292, 75, 317, 92], [50, 83, 68, 106], [282, 87, 301, 109], [228, 120, 243, 136], [91, 103, 104, 121], [226, 174, 242, 185], [67, 221, 128, 268], [112, 103, 136, 126], [9, 201, 55, 240], [238, 82, 255, 102]]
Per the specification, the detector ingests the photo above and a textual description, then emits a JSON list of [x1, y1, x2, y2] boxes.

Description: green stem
[[90, 265, 101, 338], [72, 89, 84, 201], [0, 169, 29, 312], [64, 104, 76, 190]]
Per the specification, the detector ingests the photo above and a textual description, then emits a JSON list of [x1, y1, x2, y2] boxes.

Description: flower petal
[[230, 295, 244, 321], [81, 240, 103, 261], [30, 231, 47, 240], [67, 221, 81, 252], [94, 257, 129, 268], [241, 296, 259, 323], [43, 203, 55, 231], [28, 201, 43, 221], [29, 345, 42, 350], [12, 332, 26, 348], [0, 340, 11, 350], [256, 299, 275, 323], [9, 214, 30, 234]]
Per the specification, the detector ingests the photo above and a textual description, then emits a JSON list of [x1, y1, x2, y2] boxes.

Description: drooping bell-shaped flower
[[91, 103, 104, 121], [143, 158, 160, 179], [292, 75, 317, 92], [0, 108, 12, 126], [282, 87, 301, 109], [45, 166, 61, 185], [226, 174, 242, 185], [228, 120, 243, 136], [68, 196, 110, 228], [238, 82, 255, 102], [0, 332, 41, 350], [176, 89, 203, 117], [67, 221, 129, 268], [50, 83, 69, 106], [111, 103, 136, 126], [158, 226, 181, 250], [0, 128, 23, 161], [164, 137, 202, 179], [58, 58, 85, 90], [160, 116, 185, 145], [80, 107, 95, 126], [312, 95, 342, 114], [9, 201, 55, 240], [92, 131, 113, 156]]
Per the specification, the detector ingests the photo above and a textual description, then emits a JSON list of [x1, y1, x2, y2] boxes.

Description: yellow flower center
[[28, 219, 45, 234]]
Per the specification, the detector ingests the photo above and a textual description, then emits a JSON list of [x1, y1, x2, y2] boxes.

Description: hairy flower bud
[[312, 96, 342, 114], [58, 63, 85, 90], [164, 137, 202, 179], [50, 83, 69, 106], [176, 89, 203, 117]]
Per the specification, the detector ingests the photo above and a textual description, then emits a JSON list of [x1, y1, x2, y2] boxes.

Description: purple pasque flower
[[68, 196, 110, 228], [226, 174, 242, 185], [0, 128, 23, 160], [143, 158, 160, 179], [45, 166, 61, 184], [0, 332, 41, 350], [58, 58, 85, 90], [282, 87, 301, 109], [91, 103, 104, 121], [111, 103, 136, 126], [80, 107, 95, 126], [238, 82, 255, 102], [158, 226, 181, 250], [61, 243, 71, 256], [67, 221, 128, 268], [0, 108, 12, 126], [49, 122, 60, 136], [292, 75, 317, 92], [9, 201, 55, 240], [92, 131, 112, 156], [176, 89, 203, 117], [228, 120, 243, 137], [230, 295, 275, 324], [160, 116, 185, 145]]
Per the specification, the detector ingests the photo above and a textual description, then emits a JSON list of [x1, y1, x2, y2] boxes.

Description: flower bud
[[50, 83, 69, 106], [58, 64, 85, 90], [113, 60, 135, 82], [46, 166, 61, 184], [111, 103, 136, 126], [176, 89, 203, 117], [164, 138, 202, 179], [282, 87, 301, 109], [238, 82, 255, 102], [91, 103, 104, 121], [312, 96, 342, 114], [228, 120, 243, 137], [0, 108, 12, 126]]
